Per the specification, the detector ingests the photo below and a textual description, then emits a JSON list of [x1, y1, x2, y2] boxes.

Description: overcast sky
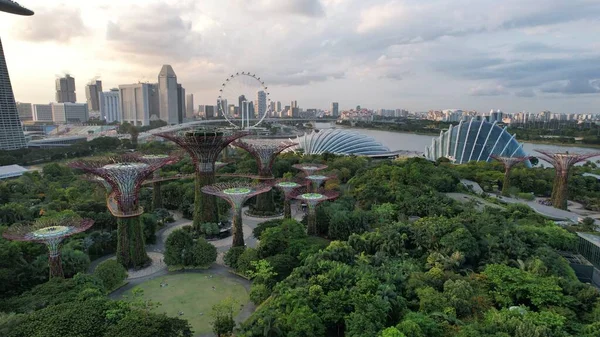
[[1, 0, 599, 113]]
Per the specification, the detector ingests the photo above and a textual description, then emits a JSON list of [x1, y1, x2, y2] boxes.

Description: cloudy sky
[[1, 0, 599, 113]]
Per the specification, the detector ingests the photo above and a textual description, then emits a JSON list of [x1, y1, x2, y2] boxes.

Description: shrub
[[224, 246, 245, 270], [164, 229, 194, 266], [236, 248, 259, 275], [200, 223, 220, 237], [517, 192, 535, 201], [94, 260, 127, 291], [191, 238, 217, 268], [249, 284, 270, 305], [252, 219, 283, 239]]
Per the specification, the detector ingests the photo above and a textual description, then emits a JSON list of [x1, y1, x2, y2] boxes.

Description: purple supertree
[[292, 163, 328, 177], [202, 182, 272, 247], [535, 150, 600, 210], [491, 155, 530, 196], [3, 215, 94, 278], [274, 178, 306, 219], [156, 129, 248, 227], [291, 188, 339, 236], [129, 154, 179, 210], [232, 139, 297, 214], [69, 155, 178, 268]]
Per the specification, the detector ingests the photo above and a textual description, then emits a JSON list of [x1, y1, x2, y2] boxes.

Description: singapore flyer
[[218, 72, 271, 129]]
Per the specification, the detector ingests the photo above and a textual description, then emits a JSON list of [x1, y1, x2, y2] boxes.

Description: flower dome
[[287, 129, 390, 156], [425, 120, 529, 165]]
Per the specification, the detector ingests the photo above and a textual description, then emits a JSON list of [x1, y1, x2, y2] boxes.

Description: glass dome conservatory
[[287, 129, 390, 156], [425, 120, 529, 166]]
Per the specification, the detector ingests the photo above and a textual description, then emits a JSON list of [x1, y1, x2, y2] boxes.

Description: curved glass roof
[[425, 120, 529, 166], [288, 129, 390, 156]]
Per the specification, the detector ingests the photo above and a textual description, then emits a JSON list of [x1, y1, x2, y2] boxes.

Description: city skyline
[[1, 0, 600, 114]]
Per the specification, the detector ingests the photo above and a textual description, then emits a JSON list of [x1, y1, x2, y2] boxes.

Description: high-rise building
[[55, 74, 76, 103], [198, 105, 205, 116], [158, 65, 178, 124], [147, 83, 159, 120], [255, 90, 266, 118], [331, 102, 339, 117], [119, 83, 152, 126], [51, 103, 89, 124], [218, 99, 228, 117], [99, 89, 121, 123], [33, 104, 53, 122], [85, 80, 102, 111], [205, 105, 215, 118], [177, 84, 185, 124], [291, 100, 298, 109], [16, 102, 33, 121], [0, 38, 27, 149], [276, 101, 281, 112], [185, 94, 194, 118]]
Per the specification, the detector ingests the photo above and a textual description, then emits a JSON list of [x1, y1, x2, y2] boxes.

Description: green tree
[[190, 238, 217, 267], [94, 259, 127, 291], [164, 229, 193, 266], [210, 297, 237, 337]]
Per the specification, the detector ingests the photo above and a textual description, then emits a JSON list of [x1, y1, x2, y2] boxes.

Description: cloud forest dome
[[425, 120, 530, 166], [287, 129, 389, 156]]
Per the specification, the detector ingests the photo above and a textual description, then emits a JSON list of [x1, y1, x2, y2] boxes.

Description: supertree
[[70, 155, 178, 268], [305, 174, 334, 193], [156, 129, 248, 227], [292, 163, 328, 177], [291, 188, 339, 236], [3, 215, 94, 278], [491, 155, 530, 196], [535, 150, 600, 210], [232, 139, 297, 214], [274, 179, 305, 219], [202, 182, 272, 247]]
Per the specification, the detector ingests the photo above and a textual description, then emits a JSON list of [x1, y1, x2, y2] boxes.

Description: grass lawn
[[121, 273, 249, 335]]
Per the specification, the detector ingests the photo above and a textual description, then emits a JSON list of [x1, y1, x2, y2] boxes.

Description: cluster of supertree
[[69, 154, 178, 268], [3, 214, 94, 278], [535, 150, 600, 210], [156, 129, 248, 228], [232, 138, 297, 214], [491, 155, 530, 196]]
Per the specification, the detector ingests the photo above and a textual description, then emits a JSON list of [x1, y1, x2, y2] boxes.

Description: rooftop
[[0, 164, 29, 179]]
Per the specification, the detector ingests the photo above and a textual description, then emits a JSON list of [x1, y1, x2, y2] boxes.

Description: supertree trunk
[[116, 217, 131, 267], [255, 188, 276, 213], [232, 208, 244, 247], [49, 255, 64, 279], [307, 206, 317, 236], [117, 216, 149, 268], [152, 181, 162, 210], [284, 198, 292, 219], [194, 169, 218, 229], [553, 171, 569, 210], [501, 168, 511, 196]]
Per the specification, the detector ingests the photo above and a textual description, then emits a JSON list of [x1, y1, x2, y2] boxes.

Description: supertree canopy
[[202, 182, 272, 247], [233, 138, 297, 214], [491, 155, 530, 196], [69, 155, 178, 268], [274, 179, 305, 219], [156, 128, 248, 227], [305, 174, 333, 192], [535, 150, 600, 210], [292, 163, 328, 177], [133, 154, 174, 210], [291, 188, 339, 235], [3, 215, 94, 278]]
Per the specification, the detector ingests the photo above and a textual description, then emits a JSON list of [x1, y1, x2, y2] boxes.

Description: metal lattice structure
[[3, 215, 93, 278], [491, 155, 531, 196], [291, 188, 339, 235], [131, 154, 178, 210], [306, 174, 334, 192], [202, 182, 272, 247], [156, 128, 248, 226], [535, 150, 600, 209], [292, 163, 328, 177], [287, 129, 390, 156], [274, 179, 305, 219]]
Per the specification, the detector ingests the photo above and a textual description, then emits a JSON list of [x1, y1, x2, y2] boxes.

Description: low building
[[28, 135, 87, 148], [51, 103, 89, 124], [0, 164, 29, 180], [33, 104, 53, 122]]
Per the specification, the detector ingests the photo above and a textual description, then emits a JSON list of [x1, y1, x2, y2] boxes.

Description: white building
[[255, 90, 267, 118], [99, 89, 121, 123], [0, 164, 29, 180], [16, 102, 33, 121], [51, 103, 89, 123], [119, 83, 152, 126], [33, 104, 53, 122], [158, 65, 179, 124]]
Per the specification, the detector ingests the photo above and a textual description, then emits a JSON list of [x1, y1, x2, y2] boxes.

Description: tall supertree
[[305, 174, 334, 193], [202, 182, 272, 247], [70, 155, 178, 268], [291, 188, 339, 236], [232, 139, 297, 214], [535, 150, 600, 210], [491, 155, 530, 196], [3, 215, 93, 278], [274, 179, 305, 219], [292, 163, 328, 177], [156, 129, 248, 227]]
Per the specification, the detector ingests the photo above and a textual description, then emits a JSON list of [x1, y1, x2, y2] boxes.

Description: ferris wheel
[[218, 72, 271, 129]]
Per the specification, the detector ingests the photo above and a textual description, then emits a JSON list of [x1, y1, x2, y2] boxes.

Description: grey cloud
[[541, 79, 600, 94], [269, 69, 345, 86], [12, 7, 88, 43], [514, 89, 536, 97], [469, 85, 506, 96], [512, 42, 574, 54], [280, 0, 325, 17]]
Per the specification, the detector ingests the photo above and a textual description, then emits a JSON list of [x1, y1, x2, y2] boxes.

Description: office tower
[[0, 1, 30, 150], [55, 74, 76, 103], [205, 105, 215, 118], [99, 88, 121, 123], [33, 104, 53, 122], [51, 103, 89, 124], [85, 80, 102, 111], [331, 102, 339, 117], [276, 101, 281, 113], [290, 100, 299, 118], [158, 65, 178, 124], [16, 102, 33, 121], [198, 105, 205, 117], [228, 104, 236, 117], [269, 101, 275, 116], [255, 90, 266, 118], [218, 99, 228, 117], [119, 83, 152, 126], [185, 94, 194, 117], [177, 84, 185, 124], [147, 83, 159, 120], [291, 100, 298, 109]]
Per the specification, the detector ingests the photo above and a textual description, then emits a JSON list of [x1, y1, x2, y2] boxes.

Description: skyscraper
[[119, 83, 152, 126], [0, 1, 31, 150], [177, 83, 185, 124], [158, 65, 178, 124], [331, 102, 339, 117], [276, 101, 281, 113], [185, 94, 194, 118], [85, 80, 102, 111], [218, 99, 228, 118], [148, 83, 159, 120], [99, 88, 121, 123], [238, 95, 246, 118], [255, 90, 266, 118], [55, 74, 76, 103]]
